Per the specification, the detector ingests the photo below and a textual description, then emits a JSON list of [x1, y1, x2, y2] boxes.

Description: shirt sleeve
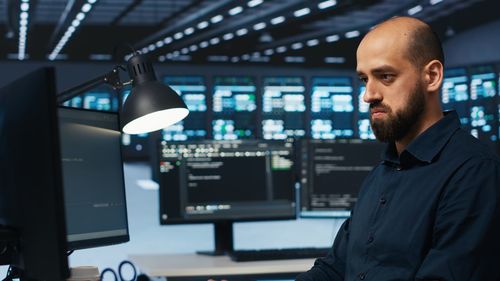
[[415, 157, 500, 281], [295, 218, 350, 281]]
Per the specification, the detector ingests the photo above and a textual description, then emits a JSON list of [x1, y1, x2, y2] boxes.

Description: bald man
[[296, 17, 500, 281]]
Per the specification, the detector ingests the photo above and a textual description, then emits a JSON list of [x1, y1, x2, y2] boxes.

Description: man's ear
[[424, 60, 443, 93]]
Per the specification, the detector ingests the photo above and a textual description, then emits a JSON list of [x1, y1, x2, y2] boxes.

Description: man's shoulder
[[444, 128, 500, 165]]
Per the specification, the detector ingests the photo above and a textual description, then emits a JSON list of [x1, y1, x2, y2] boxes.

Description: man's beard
[[370, 82, 426, 143]]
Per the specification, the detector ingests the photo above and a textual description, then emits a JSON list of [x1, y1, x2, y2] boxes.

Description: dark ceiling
[[0, 0, 498, 67]]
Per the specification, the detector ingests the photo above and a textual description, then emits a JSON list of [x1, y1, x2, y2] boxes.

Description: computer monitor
[[0, 68, 69, 280], [441, 68, 470, 129], [158, 139, 296, 255], [357, 85, 375, 140], [468, 65, 498, 152], [262, 77, 306, 139], [212, 76, 257, 140], [162, 76, 208, 141], [310, 77, 354, 139], [299, 139, 384, 218], [58, 107, 129, 250]]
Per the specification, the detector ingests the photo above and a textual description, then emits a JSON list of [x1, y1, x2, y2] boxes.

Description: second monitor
[[158, 139, 296, 255], [58, 107, 129, 250], [299, 139, 384, 218]]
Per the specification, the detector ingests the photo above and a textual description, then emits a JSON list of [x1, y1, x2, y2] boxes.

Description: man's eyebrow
[[356, 65, 397, 76], [371, 65, 397, 74]]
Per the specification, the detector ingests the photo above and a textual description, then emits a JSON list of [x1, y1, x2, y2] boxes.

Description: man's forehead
[[358, 28, 410, 53], [356, 30, 411, 72]]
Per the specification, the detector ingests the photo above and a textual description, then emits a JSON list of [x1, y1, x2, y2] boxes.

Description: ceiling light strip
[[318, 0, 337, 10], [293, 7, 311, 17], [48, 0, 98, 60], [182, 1, 429, 63], [146, 1, 267, 59], [247, 0, 264, 8], [407, 5, 423, 15], [162, 1, 337, 61], [18, 0, 30, 60], [160, 0, 342, 62]]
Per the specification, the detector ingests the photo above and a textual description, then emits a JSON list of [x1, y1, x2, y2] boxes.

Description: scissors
[[100, 260, 138, 281]]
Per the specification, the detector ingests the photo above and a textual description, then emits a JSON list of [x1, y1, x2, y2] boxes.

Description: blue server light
[[468, 67, 498, 149], [62, 96, 83, 108], [310, 77, 354, 139], [357, 85, 375, 140], [441, 68, 470, 127], [83, 92, 112, 111], [212, 76, 257, 140], [262, 77, 306, 139], [62, 86, 116, 111], [470, 73, 496, 100]]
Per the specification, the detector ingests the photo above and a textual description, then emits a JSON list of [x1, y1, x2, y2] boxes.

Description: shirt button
[[358, 272, 366, 280], [380, 197, 387, 205], [367, 236, 374, 243], [396, 166, 403, 171]]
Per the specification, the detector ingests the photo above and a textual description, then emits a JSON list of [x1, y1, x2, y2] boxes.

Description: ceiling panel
[[0, 0, 497, 66]]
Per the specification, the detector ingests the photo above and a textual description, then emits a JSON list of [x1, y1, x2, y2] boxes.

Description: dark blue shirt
[[297, 111, 500, 281]]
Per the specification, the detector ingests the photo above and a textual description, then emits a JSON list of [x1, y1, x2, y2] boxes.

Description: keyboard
[[229, 247, 330, 262]]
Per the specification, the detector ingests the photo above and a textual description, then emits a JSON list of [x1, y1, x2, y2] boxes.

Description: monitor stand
[[197, 221, 234, 256]]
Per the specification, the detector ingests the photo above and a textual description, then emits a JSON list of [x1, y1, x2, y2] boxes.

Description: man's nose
[[363, 81, 382, 104]]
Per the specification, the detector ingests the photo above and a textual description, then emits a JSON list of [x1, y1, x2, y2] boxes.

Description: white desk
[[129, 253, 315, 278]]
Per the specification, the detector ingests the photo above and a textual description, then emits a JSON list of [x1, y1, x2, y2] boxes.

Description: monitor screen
[[58, 107, 129, 250], [0, 68, 69, 280], [163, 76, 208, 141], [441, 68, 470, 128], [262, 77, 306, 139], [299, 139, 384, 218], [357, 85, 375, 140], [158, 139, 296, 254], [212, 76, 257, 140], [468, 66, 498, 150], [310, 77, 354, 139]]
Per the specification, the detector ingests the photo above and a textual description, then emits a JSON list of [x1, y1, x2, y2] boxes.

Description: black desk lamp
[[58, 52, 189, 134]]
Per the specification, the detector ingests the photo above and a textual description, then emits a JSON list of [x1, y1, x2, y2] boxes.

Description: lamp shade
[[121, 53, 189, 134]]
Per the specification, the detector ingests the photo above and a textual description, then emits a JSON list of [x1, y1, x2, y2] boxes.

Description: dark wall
[[0, 61, 354, 91], [443, 19, 500, 68]]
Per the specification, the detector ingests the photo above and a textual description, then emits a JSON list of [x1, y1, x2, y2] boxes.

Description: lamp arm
[[57, 65, 129, 104]]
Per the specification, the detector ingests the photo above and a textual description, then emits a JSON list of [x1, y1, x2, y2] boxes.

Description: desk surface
[[129, 253, 315, 277]]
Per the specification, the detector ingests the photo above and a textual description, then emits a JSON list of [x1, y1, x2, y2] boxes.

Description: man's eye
[[359, 77, 368, 84], [381, 74, 394, 82]]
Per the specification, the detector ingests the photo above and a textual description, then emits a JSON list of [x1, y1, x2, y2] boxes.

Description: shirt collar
[[382, 111, 461, 165]]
